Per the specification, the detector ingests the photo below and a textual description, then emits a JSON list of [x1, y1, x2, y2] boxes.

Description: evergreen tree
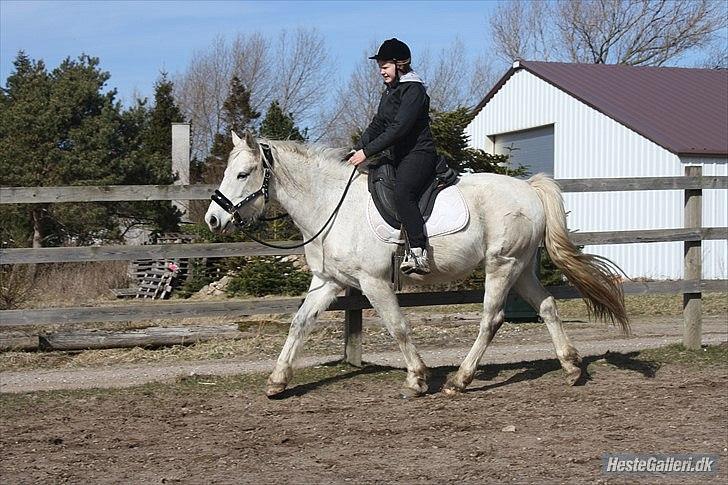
[[259, 101, 306, 141], [117, 72, 184, 233], [0, 52, 126, 247], [430, 107, 527, 176], [207, 76, 261, 166]]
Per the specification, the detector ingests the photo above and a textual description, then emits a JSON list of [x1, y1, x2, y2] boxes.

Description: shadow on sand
[[272, 350, 661, 399]]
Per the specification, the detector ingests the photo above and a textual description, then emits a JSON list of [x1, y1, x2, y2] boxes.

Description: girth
[[367, 156, 459, 229]]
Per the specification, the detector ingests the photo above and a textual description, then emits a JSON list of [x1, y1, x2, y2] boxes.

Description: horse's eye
[[237, 172, 249, 180]]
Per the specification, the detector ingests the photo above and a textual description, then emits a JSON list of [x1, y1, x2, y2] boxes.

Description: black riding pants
[[394, 151, 437, 249]]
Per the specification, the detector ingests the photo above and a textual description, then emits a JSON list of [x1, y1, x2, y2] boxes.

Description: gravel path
[[2, 316, 725, 393]]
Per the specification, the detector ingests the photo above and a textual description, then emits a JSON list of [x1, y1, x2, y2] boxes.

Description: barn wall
[[465, 69, 727, 279]]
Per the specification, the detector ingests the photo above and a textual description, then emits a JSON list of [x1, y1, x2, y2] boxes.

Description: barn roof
[[472, 61, 728, 156]]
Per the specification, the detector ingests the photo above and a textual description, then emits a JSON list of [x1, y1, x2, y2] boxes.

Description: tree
[[174, 28, 331, 159], [430, 107, 526, 176], [259, 101, 306, 141], [205, 76, 261, 173], [490, 0, 726, 66], [116, 73, 184, 234], [0, 52, 126, 247]]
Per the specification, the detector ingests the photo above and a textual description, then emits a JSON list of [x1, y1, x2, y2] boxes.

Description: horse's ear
[[231, 131, 243, 147], [244, 130, 259, 151]]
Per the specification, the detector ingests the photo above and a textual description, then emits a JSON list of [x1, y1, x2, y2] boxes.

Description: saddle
[[367, 156, 459, 229]]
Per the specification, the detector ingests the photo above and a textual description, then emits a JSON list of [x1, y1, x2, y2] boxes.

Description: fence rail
[[2, 227, 727, 265], [3, 280, 726, 328], [2, 176, 726, 205], [1, 172, 726, 355]]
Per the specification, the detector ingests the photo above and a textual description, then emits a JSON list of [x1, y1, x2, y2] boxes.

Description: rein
[[211, 143, 358, 250]]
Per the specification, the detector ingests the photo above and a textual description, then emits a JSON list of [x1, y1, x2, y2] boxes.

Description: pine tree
[[259, 101, 306, 141], [208, 77, 261, 164], [430, 107, 527, 176], [117, 73, 184, 233], [0, 52, 126, 247]]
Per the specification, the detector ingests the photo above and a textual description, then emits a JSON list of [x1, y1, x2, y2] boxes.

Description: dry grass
[[2, 261, 130, 310]]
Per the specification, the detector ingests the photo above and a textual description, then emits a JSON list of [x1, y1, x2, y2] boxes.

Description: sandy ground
[[1, 311, 726, 484], [1, 315, 725, 393]]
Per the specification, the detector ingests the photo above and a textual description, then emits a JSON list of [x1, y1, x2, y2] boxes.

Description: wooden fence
[[1, 169, 726, 361]]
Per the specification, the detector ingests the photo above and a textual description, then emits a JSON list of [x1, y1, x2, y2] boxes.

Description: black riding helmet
[[369, 38, 411, 61]]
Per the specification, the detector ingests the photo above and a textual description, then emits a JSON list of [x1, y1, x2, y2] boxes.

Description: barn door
[[493, 124, 554, 177]]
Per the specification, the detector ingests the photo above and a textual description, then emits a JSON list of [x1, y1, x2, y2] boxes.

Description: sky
[[0, 0, 503, 106]]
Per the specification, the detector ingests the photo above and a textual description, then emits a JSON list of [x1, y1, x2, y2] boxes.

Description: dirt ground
[[1, 344, 726, 483], [1, 294, 727, 484], [0, 347, 726, 484]]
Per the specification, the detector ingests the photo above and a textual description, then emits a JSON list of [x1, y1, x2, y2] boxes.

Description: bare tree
[[419, 38, 500, 111], [316, 42, 383, 146], [174, 28, 332, 158], [273, 28, 333, 124], [316, 39, 500, 145], [490, 0, 726, 66]]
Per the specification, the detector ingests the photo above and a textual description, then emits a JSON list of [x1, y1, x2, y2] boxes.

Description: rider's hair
[[396, 59, 412, 74]]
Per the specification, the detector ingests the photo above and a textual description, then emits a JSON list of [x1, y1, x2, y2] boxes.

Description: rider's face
[[377, 60, 397, 85]]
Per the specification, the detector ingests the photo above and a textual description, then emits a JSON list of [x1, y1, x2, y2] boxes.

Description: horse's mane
[[268, 140, 351, 170], [262, 140, 354, 193]]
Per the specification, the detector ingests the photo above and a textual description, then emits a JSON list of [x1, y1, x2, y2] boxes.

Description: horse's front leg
[[360, 277, 428, 397], [266, 275, 344, 397]]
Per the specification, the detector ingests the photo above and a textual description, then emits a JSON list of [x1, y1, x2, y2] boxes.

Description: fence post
[[683, 165, 702, 350], [344, 287, 363, 366], [172, 123, 191, 222]]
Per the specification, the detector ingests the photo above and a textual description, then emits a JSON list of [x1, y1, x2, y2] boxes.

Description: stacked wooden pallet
[[134, 260, 179, 299], [113, 232, 196, 299]]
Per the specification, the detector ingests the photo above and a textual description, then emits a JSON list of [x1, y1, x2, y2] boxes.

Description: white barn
[[465, 61, 728, 279]]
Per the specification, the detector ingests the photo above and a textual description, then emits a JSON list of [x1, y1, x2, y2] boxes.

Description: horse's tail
[[528, 173, 630, 334]]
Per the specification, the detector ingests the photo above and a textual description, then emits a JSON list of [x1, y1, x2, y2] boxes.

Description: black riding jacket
[[355, 72, 436, 162]]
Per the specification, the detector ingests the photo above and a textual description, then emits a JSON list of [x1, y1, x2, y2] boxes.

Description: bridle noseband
[[210, 143, 275, 227]]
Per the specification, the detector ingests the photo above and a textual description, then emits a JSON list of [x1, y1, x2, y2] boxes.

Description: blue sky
[[1, 0, 502, 105]]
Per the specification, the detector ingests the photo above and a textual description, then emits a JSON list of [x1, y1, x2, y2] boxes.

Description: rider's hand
[[349, 149, 367, 166]]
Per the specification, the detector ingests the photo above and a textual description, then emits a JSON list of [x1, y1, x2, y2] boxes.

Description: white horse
[[205, 132, 628, 397]]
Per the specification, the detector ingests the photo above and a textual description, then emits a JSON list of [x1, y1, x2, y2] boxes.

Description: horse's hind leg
[[266, 275, 344, 397], [513, 260, 583, 385], [360, 277, 428, 397], [443, 254, 523, 395]]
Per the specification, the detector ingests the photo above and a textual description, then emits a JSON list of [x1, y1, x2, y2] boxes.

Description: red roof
[[473, 61, 728, 156]]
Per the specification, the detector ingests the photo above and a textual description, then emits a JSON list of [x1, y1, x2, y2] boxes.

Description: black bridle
[[210, 142, 357, 250]]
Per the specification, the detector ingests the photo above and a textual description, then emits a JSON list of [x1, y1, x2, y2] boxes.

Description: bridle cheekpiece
[[210, 142, 275, 226]]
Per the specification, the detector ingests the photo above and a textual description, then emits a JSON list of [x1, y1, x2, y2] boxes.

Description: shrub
[[226, 258, 311, 297]]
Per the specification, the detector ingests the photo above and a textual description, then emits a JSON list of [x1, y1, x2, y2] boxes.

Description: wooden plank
[[0, 298, 305, 327], [0, 241, 303, 264], [344, 287, 363, 367], [0, 184, 218, 204], [0, 332, 39, 351], [1, 281, 725, 328], [683, 166, 702, 350], [4, 226, 724, 265], [38, 325, 245, 351], [570, 227, 727, 245], [557, 176, 728, 192], [2, 176, 726, 205]]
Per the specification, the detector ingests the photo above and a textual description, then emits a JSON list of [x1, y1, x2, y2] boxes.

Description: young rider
[[348, 38, 437, 275]]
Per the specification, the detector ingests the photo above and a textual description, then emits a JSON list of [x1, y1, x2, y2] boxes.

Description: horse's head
[[205, 131, 270, 233]]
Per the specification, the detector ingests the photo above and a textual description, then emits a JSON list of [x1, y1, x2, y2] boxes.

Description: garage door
[[493, 125, 554, 176]]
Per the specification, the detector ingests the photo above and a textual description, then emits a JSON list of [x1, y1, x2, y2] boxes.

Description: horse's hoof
[[442, 381, 465, 396], [265, 382, 287, 398], [400, 387, 426, 399], [565, 369, 582, 386]]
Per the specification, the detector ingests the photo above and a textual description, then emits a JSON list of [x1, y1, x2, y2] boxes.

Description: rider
[[348, 38, 437, 275]]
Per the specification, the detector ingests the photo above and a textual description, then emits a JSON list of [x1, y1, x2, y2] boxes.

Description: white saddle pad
[[367, 185, 469, 244]]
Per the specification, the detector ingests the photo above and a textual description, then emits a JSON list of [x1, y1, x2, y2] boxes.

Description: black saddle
[[367, 156, 459, 229]]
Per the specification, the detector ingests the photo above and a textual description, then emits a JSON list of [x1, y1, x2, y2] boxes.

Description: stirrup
[[400, 247, 430, 275]]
